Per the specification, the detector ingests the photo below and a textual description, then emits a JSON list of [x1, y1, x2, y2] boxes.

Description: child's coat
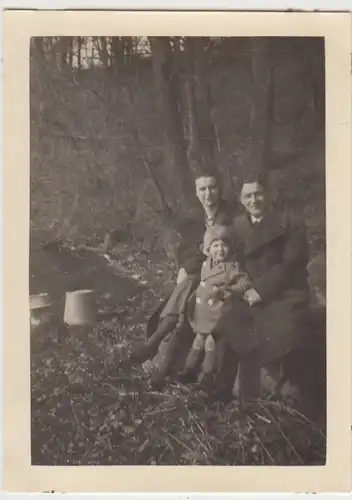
[[189, 257, 251, 335]]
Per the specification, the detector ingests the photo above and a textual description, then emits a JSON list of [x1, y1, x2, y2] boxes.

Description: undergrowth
[[31, 244, 326, 466]]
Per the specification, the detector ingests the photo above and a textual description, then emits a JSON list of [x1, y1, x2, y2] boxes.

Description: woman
[[131, 169, 239, 388]]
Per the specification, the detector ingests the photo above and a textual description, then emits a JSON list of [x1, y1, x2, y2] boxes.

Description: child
[[177, 224, 252, 385], [129, 225, 251, 391]]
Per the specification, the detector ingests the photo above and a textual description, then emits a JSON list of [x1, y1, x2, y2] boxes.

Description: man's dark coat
[[217, 207, 312, 364]]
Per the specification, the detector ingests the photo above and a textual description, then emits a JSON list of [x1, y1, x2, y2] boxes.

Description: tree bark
[[149, 37, 196, 214], [261, 38, 324, 172], [246, 37, 272, 173], [68, 38, 74, 68], [99, 37, 110, 68], [77, 37, 82, 69], [183, 38, 218, 172]]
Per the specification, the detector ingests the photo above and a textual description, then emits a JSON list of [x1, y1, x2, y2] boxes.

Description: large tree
[[149, 37, 197, 214]]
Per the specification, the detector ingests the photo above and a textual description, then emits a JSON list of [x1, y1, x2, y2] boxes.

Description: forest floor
[[30, 239, 326, 466]]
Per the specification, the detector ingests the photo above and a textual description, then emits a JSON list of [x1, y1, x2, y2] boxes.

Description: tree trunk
[[149, 37, 196, 214], [60, 40, 67, 69], [184, 38, 218, 173], [33, 37, 44, 56], [69, 38, 74, 68], [111, 37, 123, 67], [77, 37, 82, 69], [246, 37, 272, 173], [99, 37, 110, 68], [124, 37, 134, 59], [262, 38, 324, 172]]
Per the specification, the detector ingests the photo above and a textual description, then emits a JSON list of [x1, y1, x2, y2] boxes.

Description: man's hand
[[176, 268, 188, 284], [244, 288, 262, 306]]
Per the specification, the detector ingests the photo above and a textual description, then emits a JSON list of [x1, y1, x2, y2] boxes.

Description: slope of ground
[[30, 237, 326, 466]]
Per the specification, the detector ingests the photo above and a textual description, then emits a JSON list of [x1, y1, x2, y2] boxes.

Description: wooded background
[[30, 36, 325, 256]]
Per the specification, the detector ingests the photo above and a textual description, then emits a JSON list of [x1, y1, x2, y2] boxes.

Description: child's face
[[209, 239, 229, 261]]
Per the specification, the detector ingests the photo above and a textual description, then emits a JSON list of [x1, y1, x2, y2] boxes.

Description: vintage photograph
[[29, 35, 327, 467]]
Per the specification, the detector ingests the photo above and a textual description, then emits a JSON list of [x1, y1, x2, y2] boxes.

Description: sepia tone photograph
[[29, 34, 327, 467], [3, 9, 352, 493]]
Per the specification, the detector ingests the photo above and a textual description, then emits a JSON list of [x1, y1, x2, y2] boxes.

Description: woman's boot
[[150, 328, 181, 389], [130, 315, 179, 363], [177, 347, 203, 384]]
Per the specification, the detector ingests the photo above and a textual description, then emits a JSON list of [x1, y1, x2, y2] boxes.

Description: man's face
[[195, 177, 220, 208], [240, 182, 267, 217], [209, 239, 229, 262]]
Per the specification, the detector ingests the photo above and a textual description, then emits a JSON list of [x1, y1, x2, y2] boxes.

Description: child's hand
[[211, 285, 226, 301], [244, 288, 262, 306]]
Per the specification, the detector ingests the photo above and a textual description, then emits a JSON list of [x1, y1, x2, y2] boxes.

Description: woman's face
[[195, 176, 220, 208], [240, 181, 267, 217]]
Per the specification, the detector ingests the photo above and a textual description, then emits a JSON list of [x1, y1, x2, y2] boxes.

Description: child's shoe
[[176, 369, 198, 384], [196, 372, 215, 392]]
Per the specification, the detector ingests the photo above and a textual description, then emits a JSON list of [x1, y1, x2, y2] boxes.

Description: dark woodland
[[30, 36, 326, 466]]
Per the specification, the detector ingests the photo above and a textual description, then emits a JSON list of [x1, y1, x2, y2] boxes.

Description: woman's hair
[[193, 165, 220, 186]]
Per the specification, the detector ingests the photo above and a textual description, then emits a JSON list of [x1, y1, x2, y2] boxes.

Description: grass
[[31, 242, 326, 466]]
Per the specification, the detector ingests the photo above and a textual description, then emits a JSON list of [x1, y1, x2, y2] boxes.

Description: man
[[213, 172, 317, 404]]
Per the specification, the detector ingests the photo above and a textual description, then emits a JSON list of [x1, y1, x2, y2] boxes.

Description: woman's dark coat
[[217, 207, 312, 364], [176, 199, 236, 275], [146, 199, 235, 339]]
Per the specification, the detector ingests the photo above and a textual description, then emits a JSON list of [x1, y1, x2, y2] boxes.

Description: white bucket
[[64, 289, 96, 326]]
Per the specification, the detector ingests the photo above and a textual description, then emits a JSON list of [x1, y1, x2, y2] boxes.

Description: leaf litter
[[31, 243, 326, 466]]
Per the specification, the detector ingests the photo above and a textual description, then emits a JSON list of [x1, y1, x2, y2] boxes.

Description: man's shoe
[[204, 386, 234, 404]]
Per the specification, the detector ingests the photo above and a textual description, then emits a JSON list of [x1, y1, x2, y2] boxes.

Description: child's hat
[[203, 225, 233, 255]]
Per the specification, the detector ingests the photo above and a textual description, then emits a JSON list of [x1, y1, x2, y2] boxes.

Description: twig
[[252, 430, 277, 465], [193, 419, 207, 437], [262, 405, 304, 465], [164, 431, 211, 465], [144, 406, 177, 417], [239, 435, 246, 463], [193, 433, 212, 455], [164, 437, 175, 455], [280, 403, 325, 436], [107, 389, 183, 398], [71, 406, 85, 439], [254, 412, 272, 424]]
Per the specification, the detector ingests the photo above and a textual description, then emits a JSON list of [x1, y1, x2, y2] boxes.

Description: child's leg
[[213, 336, 225, 374], [183, 333, 205, 372], [202, 335, 216, 374], [177, 333, 205, 383]]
